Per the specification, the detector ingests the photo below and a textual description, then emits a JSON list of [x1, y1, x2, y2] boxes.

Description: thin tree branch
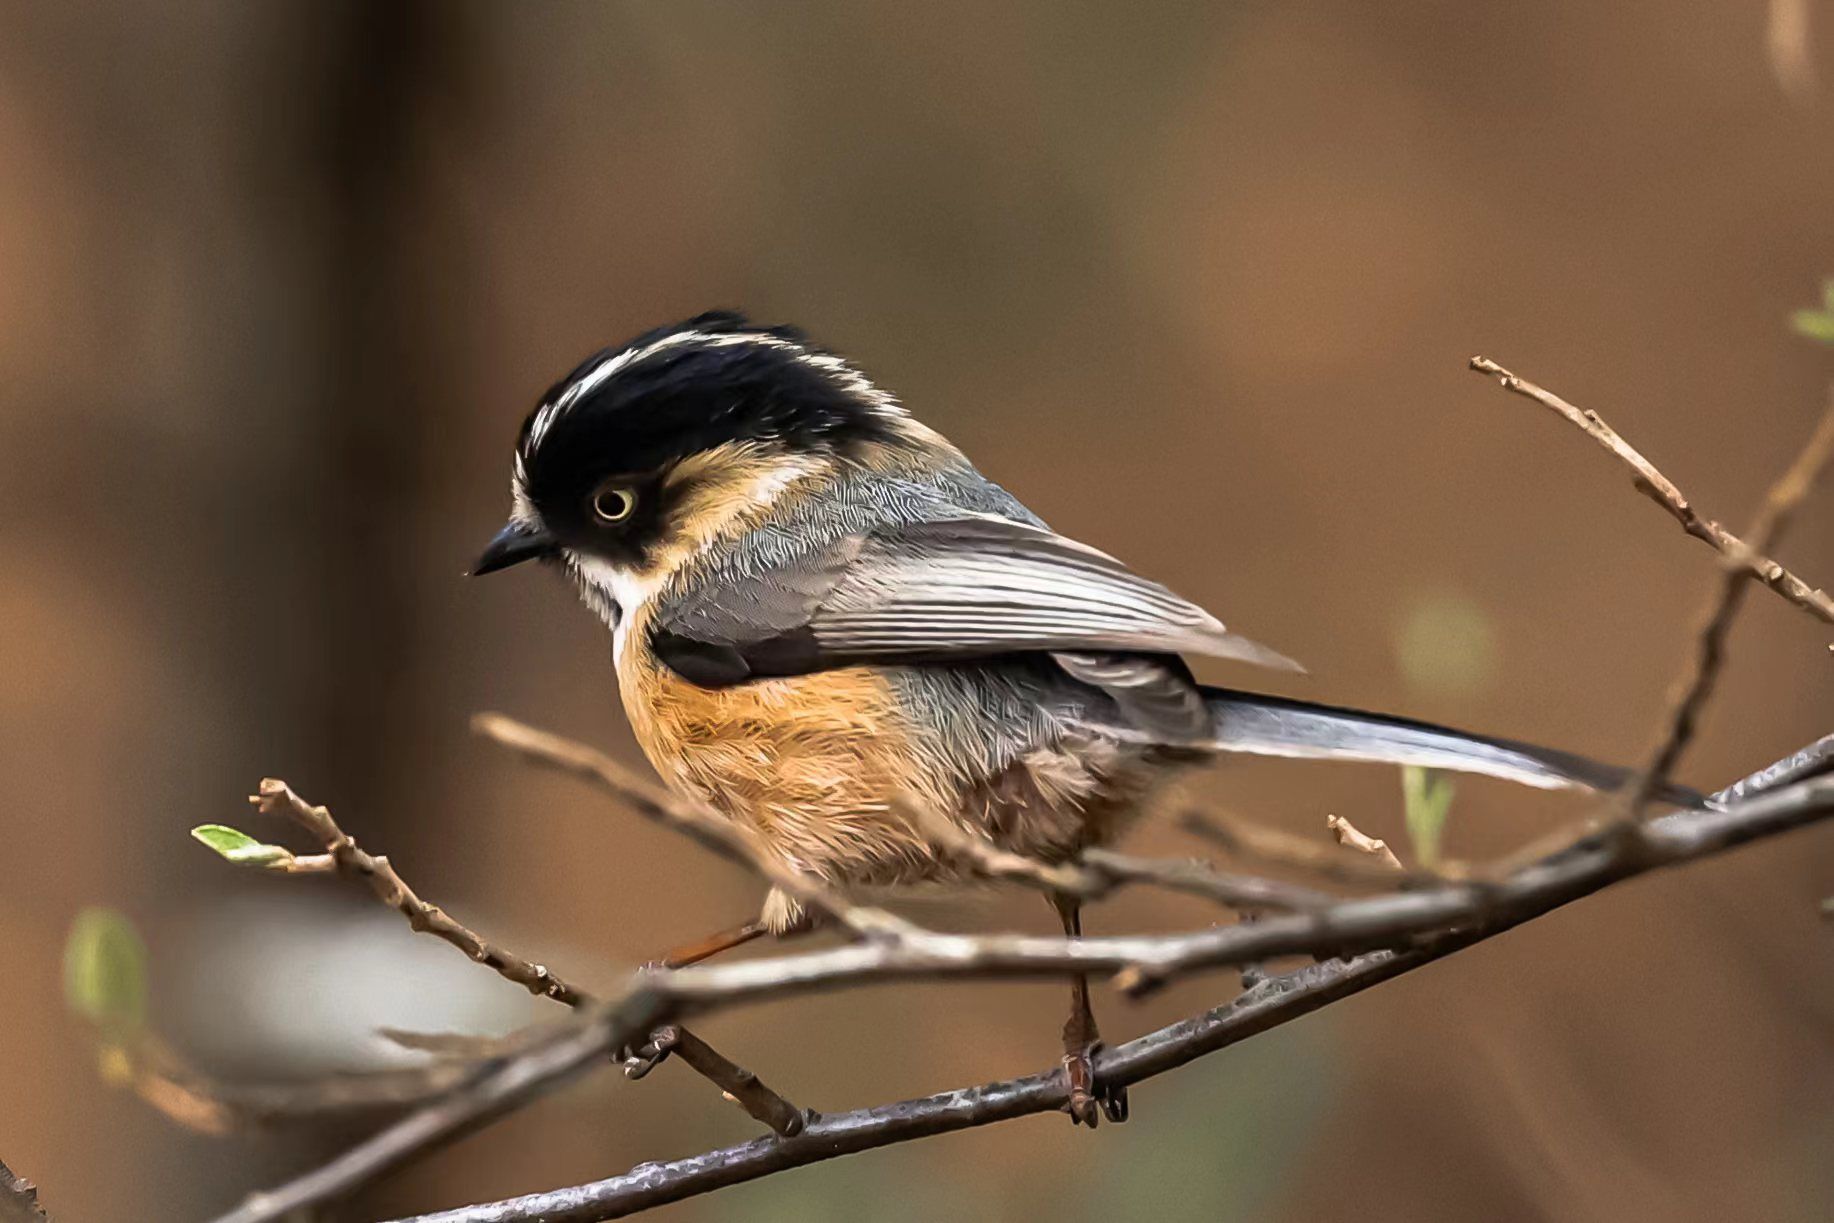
[[1179, 810, 1429, 888], [651, 1027, 810, 1138], [906, 801, 1330, 911], [654, 776, 1834, 1006], [1468, 357, 1834, 627], [119, 1037, 474, 1135], [1713, 732, 1834, 804], [385, 952, 1442, 1223], [204, 991, 672, 1223], [252, 779, 582, 1005], [248, 779, 810, 1137], [1627, 398, 1834, 808], [1326, 814, 1405, 870], [0, 1159, 48, 1223], [383, 747, 1834, 1223]]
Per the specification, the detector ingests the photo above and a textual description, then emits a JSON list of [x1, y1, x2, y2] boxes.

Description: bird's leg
[[1052, 891, 1129, 1127], [623, 912, 804, 1074], [657, 918, 770, 969]]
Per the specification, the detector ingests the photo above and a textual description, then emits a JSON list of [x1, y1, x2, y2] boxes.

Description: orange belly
[[618, 641, 945, 889]]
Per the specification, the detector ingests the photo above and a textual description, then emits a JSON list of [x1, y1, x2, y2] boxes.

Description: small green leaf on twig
[[190, 824, 293, 867], [63, 908, 148, 1040], [1790, 279, 1834, 344], [1402, 766, 1456, 868]]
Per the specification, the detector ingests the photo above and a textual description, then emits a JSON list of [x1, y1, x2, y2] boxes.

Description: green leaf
[[63, 908, 147, 1039], [1790, 309, 1834, 343], [1402, 765, 1456, 868], [190, 824, 292, 867], [1790, 279, 1834, 345]]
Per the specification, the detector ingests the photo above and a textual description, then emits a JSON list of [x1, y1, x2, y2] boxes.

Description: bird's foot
[[618, 1024, 679, 1079], [1062, 1042, 1128, 1128]]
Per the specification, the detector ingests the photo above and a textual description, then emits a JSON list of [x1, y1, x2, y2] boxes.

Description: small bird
[[474, 312, 1662, 1125]]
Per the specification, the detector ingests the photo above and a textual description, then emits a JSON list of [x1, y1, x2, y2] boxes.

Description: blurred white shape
[[167, 892, 558, 1075], [1393, 589, 1499, 702]]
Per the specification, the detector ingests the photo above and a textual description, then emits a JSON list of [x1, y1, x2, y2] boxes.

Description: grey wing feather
[[805, 518, 1301, 670], [657, 516, 1300, 686]]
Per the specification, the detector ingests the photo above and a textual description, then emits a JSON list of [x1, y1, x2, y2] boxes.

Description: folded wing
[[653, 516, 1300, 688]]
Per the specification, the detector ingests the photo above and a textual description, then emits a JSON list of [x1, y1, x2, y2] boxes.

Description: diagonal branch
[[204, 991, 672, 1223], [245, 780, 810, 1138], [650, 775, 1834, 1006], [252, 779, 582, 1004], [378, 754, 1834, 1223], [384, 951, 1441, 1223], [1628, 397, 1834, 808], [906, 800, 1332, 911], [1468, 357, 1834, 627]]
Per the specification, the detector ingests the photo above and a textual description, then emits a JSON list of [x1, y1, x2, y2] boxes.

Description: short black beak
[[470, 521, 558, 576]]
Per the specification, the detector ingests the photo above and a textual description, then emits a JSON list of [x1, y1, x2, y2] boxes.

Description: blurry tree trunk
[[291, 2, 480, 813]]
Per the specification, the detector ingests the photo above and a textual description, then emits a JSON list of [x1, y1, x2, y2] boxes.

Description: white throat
[[566, 555, 663, 665]]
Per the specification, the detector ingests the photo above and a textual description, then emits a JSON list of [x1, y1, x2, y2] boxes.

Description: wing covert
[[652, 516, 1301, 685]]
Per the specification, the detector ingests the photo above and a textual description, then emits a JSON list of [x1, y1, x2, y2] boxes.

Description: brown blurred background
[[4, 2, 1834, 1220]]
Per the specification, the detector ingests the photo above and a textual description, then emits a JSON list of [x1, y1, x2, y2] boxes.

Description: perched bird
[[474, 312, 1662, 1125]]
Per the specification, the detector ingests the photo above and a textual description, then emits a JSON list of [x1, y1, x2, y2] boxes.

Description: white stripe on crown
[[522, 329, 901, 458]]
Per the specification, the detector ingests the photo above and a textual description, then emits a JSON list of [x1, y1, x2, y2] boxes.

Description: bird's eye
[[589, 484, 637, 524]]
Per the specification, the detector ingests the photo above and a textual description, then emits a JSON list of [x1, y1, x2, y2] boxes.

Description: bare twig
[[654, 1027, 809, 1138], [668, 776, 1834, 1007], [384, 952, 1440, 1223], [1326, 814, 1405, 870], [250, 779, 811, 1138], [381, 748, 1834, 1222], [908, 803, 1329, 911], [205, 992, 671, 1223], [1179, 810, 1425, 887], [1629, 399, 1834, 808], [119, 1037, 474, 1135], [1469, 358, 1834, 627], [1713, 731, 1834, 805], [0, 1159, 48, 1223], [253, 779, 581, 1005]]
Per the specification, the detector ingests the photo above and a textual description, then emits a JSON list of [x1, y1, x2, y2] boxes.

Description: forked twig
[[1628, 398, 1834, 808], [244, 781, 809, 1138], [253, 779, 581, 1004], [1469, 357, 1834, 627]]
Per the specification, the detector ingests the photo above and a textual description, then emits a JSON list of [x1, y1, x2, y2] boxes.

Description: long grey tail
[[1201, 686, 1701, 805]]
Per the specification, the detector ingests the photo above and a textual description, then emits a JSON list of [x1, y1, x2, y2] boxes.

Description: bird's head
[[472, 312, 918, 628]]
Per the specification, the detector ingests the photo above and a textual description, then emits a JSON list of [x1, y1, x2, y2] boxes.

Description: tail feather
[[1201, 686, 1702, 806]]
